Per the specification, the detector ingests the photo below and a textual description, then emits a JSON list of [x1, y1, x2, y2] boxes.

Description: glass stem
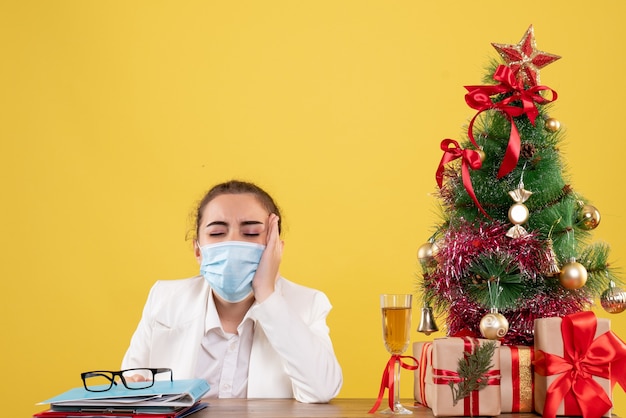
[[394, 357, 401, 410]]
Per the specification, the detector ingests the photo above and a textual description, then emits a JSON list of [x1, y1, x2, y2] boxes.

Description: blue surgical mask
[[198, 241, 265, 303]]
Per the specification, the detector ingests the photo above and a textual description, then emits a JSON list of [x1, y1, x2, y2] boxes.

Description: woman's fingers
[[252, 214, 282, 302]]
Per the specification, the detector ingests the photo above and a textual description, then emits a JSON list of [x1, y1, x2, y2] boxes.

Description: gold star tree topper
[[492, 25, 561, 87]]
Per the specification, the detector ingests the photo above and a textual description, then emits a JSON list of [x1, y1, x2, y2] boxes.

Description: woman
[[121, 180, 343, 403]]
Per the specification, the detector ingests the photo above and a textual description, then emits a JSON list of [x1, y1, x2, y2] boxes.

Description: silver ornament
[[601, 281, 626, 314]]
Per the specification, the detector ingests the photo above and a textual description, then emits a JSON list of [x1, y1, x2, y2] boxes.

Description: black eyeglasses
[[81, 368, 173, 392]]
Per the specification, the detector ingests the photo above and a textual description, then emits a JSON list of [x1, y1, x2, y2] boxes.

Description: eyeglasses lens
[[121, 369, 154, 389], [83, 372, 115, 392]]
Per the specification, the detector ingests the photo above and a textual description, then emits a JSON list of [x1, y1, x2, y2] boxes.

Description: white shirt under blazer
[[122, 276, 343, 403]]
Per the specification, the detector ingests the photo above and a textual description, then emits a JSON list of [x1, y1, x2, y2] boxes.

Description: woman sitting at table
[[121, 180, 343, 403]]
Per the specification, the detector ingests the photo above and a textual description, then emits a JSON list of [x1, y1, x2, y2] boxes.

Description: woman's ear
[[194, 241, 202, 264]]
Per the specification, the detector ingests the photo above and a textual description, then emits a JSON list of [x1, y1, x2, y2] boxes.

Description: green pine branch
[[448, 341, 497, 406], [466, 252, 524, 310]]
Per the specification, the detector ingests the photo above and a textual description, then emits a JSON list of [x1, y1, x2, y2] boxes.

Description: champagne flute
[[380, 294, 413, 414]]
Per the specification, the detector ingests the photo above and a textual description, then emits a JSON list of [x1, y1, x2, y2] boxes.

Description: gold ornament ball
[[479, 312, 509, 340], [477, 149, 486, 163], [417, 242, 434, 261], [559, 261, 588, 290], [544, 118, 561, 133], [577, 204, 601, 230], [601, 285, 626, 314], [417, 241, 439, 268], [508, 202, 529, 225]]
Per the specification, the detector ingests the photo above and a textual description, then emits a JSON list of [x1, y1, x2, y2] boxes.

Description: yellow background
[[2, 1, 625, 416]]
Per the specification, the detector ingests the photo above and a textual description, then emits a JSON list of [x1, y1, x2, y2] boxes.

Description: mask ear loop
[[195, 240, 204, 258]]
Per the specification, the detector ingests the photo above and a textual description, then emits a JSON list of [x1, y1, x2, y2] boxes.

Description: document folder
[[33, 401, 208, 418], [38, 379, 210, 411]]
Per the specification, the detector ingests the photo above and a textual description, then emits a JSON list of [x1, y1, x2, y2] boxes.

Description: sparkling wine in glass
[[380, 294, 413, 414]]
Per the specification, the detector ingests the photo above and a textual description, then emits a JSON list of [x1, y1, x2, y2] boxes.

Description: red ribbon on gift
[[432, 370, 501, 416], [417, 342, 432, 407], [464, 64, 557, 178], [507, 346, 534, 413], [436, 138, 487, 217], [432, 337, 500, 416], [369, 354, 419, 414], [534, 311, 626, 418], [510, 346, 522, 412]]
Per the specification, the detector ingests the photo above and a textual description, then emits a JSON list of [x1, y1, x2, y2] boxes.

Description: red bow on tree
[[436, 138, 487, 217], [534, 311, 626, 418], [464, 65, 557, 178]]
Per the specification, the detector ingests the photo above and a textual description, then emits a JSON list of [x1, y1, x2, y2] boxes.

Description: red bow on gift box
[[534, 311, 626, 418]]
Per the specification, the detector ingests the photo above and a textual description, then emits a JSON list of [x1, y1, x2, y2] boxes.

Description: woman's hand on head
[[252, 213, 283, 302]]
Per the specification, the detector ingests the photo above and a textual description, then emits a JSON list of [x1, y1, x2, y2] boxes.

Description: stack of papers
[[35, 379, 210, 418]]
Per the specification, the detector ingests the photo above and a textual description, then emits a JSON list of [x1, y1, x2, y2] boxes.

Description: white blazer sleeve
[[247, 281, 343, 403], [121, 283, 158, 370]]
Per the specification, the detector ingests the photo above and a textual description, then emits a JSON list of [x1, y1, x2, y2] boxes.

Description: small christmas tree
[[417, 25, 626, 346]]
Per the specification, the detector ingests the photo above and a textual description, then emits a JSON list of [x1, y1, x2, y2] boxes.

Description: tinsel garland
[[424, 220, 592, 345]]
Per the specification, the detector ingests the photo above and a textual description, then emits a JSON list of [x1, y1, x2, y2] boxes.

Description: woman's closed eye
[[241, 222, 264, 237], [242, 229, 262, 237], [205, 222, 228, 236]]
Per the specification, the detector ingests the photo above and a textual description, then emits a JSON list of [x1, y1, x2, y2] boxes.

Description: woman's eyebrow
[[206, 221, 228, 227], [241, 220, 264, 226]]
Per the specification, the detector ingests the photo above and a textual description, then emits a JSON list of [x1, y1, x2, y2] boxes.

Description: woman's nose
[[224, 230, 238, 241]]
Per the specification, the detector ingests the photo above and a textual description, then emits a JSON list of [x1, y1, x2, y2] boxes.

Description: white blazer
[[121, 276, 343, 403]]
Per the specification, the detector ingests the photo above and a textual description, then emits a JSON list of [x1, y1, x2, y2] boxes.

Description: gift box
[[419, 337, 501, 417], [499, 345, 534, 413], [413, 341, 433, 407], [533, 311, 626, 418]]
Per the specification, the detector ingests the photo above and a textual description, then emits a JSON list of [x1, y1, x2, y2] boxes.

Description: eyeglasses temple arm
[[154, 368, 173, 381]]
